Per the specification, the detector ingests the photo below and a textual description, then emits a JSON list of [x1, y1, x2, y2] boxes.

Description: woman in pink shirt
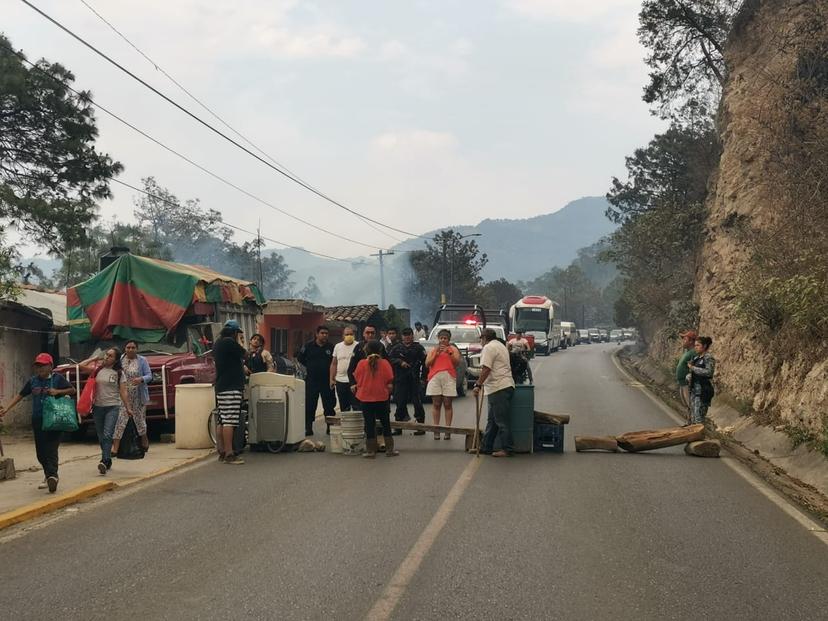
[[354, 340, 398, 458]]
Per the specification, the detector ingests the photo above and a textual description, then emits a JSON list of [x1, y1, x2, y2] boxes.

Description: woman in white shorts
[[425, 329, 461, 440]]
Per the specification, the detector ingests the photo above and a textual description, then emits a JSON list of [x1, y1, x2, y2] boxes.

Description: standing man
[[507, 329, 531, 354], [388, 327, 427, 435], [298, 326, 336, 436], [676, 329, 697, 425], [214, 320, 247, 465], [414, 322, 427, 340], [330, 326, 357, 412], [474, 328, 516, 458], [381, 326, 399, 350]]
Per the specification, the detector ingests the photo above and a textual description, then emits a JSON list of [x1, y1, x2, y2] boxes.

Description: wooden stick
[[615, 424, 705, 452], [574, 435, 619, 452], [474, 391, 483, 457]]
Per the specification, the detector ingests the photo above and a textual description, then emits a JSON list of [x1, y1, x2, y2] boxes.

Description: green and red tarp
[[67, 254, 265, 343]]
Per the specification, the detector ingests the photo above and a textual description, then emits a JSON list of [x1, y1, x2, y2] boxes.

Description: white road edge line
[[610, 350, 828, 546], [365, 457, 482, 621]]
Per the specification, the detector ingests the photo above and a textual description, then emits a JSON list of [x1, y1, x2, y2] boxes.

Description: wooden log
[[615, 424, 705, 452], [326, 417, 478, 437], [684, 440, 721, 457], [574, 435, 619, 452], [533, 411, 570, 425]]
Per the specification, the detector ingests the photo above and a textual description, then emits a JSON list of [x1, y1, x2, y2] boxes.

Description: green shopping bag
[[42, 395, 79, 433]]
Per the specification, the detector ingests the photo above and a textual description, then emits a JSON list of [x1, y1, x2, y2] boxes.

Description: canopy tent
[[67, 254, 265, 343]]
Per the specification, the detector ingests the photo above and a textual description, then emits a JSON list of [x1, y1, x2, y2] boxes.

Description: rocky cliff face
[[695, 0, 828, 436]]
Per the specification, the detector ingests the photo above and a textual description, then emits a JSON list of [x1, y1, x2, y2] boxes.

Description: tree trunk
[[684, 440, 721, 457], [615, 424, 705, 452], [574, 436, 619, 452]]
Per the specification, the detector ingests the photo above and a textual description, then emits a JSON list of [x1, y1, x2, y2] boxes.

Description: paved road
[[2, 344, 826, 620]]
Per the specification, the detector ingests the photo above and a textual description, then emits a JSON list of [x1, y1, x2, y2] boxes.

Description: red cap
[[34, 353, 54, 366], [679, 330, 698, 340]]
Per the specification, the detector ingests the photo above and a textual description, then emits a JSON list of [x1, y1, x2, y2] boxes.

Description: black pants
[[394, 375, 426, 423], [362, 401, 392, 439], [33, 425, 61, 479], [335, 381, 353, 412], [305, 379, 336, 433]]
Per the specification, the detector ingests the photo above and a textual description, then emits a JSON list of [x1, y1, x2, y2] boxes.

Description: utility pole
[[371, 249, 394, 309]]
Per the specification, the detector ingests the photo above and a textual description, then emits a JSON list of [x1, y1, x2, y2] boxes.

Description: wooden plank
[[534, 411, 570, 425], [684, 440, 721, 457], [615, 424, 705, 452], [574, 436, 619, 452], [326, 416, 478, 436]]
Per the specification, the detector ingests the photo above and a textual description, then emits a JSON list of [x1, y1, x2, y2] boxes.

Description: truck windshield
[[514, 308, 549, 332]]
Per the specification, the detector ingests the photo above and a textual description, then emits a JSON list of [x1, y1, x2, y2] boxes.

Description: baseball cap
[[34, 353, 54, 366], [223, 319, 242, 332], [679, 329, 698, 340]]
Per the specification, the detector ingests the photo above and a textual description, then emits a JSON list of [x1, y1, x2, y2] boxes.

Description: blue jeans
[[93, 405, 120, 465], [482, 387, 514, 454]]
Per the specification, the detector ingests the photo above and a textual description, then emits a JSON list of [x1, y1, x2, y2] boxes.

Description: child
[[353, 340, 397, 458], [0, 353, 76, 493], [687, 336, 715, 424]]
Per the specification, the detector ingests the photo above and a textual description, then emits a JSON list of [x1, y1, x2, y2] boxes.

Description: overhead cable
[[21, 0, 428, 240], [0, 40, 387, 252]]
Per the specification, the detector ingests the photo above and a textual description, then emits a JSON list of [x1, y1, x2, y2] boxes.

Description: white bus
[[508, 295, 562, 355]]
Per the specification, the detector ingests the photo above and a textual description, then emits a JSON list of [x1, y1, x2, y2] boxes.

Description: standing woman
[[424, 329, 461, 440], [112, 340, 152, 455], [79, 348, 129, 475], [353, 340, 397, 459], [245, 333, 275, 375]]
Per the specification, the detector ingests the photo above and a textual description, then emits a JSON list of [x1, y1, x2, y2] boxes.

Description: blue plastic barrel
[[509, 384, 534, 453]]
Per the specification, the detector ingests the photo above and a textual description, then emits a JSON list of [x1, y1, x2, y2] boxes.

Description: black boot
[[385, 436, 399, 457]]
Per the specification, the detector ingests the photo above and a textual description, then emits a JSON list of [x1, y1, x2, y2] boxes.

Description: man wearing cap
[[0, 353, 76, 493], [214, 320, 247, 464], [676, 329, 698, 424]]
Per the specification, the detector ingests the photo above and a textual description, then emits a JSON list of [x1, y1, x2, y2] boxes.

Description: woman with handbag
[[0, 353, 76, 493], [79, 348, 129, 475], [112, 340, 152, 455]]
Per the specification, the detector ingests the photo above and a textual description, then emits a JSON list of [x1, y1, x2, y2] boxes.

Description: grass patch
[[784, 424, 815, 450]]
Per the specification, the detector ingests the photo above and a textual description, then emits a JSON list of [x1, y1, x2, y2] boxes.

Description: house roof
[[18, 287, 68, 326], [324, 304, 380, 323]]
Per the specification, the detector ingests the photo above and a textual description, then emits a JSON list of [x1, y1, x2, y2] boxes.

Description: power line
[[78, 0, 404, 245], [111, 178, 355, 263], [21, 0, 427, 240], [0, 40, 386, 253]]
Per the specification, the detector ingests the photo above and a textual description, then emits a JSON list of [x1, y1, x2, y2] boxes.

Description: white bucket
[[341, 411, 365, 456], [330, 425, 343, 454]]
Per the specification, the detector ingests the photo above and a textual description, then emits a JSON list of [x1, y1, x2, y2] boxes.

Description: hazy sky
[[6, 0, 663, 261]]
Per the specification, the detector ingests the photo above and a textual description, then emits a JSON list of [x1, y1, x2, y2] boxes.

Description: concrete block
[[0, 457, 16, 481]]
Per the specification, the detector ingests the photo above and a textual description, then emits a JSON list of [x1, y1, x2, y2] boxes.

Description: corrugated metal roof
[[19, 288, 67, 326], [324, 304, 380, 323]]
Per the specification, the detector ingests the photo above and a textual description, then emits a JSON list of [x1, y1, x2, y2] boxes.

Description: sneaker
[[47, 476, 58, 493], [224, 454, 245, 465], [217, 453, 226, 462], [444, 433, 452, 440], [491, 450, 509, 458], [38, 478, 48, 490], [97, 462, 107, 475]]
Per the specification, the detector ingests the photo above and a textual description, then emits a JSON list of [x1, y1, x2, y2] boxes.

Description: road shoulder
[[615, 345, 828, 528]]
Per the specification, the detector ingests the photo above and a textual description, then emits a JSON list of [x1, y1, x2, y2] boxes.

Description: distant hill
[[394, 196, 617, 282]]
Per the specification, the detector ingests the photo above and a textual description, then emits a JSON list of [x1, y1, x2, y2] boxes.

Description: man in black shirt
[[214, 320, 247, 465], [297, 325, 336, 436], [388, 328, 427, 434]]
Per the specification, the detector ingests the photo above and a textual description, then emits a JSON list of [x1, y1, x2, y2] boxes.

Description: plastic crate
[[533, 423, 564, 453]]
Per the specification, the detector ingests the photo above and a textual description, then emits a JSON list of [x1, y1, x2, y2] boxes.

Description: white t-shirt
[[480, 340, 515, 396], [332, 341, 357, 382]]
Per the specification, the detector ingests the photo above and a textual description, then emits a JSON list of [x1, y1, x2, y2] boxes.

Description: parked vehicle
[[610, 329, 623, 342], [577, 329, 591, 344], [57, 251, 265, 429], [508, 295, 562, 355], [598, 329, 610, 343], [587, 328, 601, 343]]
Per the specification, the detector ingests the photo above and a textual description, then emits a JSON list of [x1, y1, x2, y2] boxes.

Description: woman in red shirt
[[354, 340, 398, 458], [425, 329, 461, 440]]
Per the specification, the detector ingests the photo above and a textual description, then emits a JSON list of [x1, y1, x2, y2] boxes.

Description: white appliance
[[248, 373, 306, 446]]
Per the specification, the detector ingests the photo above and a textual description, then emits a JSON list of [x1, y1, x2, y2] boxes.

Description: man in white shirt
[[413, 322, 427, 340], [473, 328, 516, 457], [329, 326, 358, 412]]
